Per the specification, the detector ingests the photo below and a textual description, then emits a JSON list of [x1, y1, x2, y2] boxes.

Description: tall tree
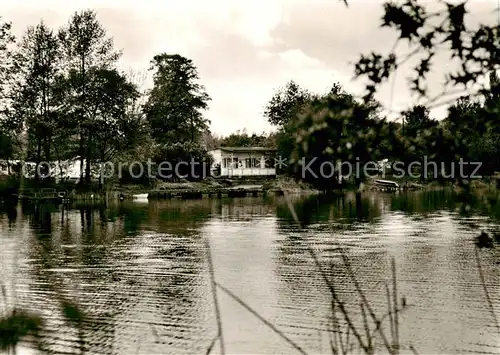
[[397, 105, 438, 179], [143, 53, 210, 144], [11, 21, 63, 178], [0, 16, 15, 123], [444, 74, 500, 176], [0, 17, 17, 165], [402, 105, 436, 136], [215, 129, 275, 148], [264, 80, 313, 127], [58, 9, 121, 183], [88, 68, 143, 187]]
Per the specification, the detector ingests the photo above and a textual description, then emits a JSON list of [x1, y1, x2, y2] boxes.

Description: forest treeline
[[214, 75, 500, 189], [261, 77, 500, 189], [1, 8, 499, 191], [0, 10, 213, 187]]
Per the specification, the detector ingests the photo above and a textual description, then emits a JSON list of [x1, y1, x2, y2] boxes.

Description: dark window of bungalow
[[264, 152, 275, 168], [245, 156, 259, 168], [224, 157, 238, 168], [245, 157, 259, 168]]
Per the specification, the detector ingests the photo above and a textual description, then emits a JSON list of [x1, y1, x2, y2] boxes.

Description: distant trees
[[264, 80, 313, 127], [442, 72, 500, 176], [152, 142, 212, 182], [211, 129, 276, 148], [264, 72, 500, 189]]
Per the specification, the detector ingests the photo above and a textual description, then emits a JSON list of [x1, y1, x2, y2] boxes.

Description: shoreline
[[1, 176, 498, 203]]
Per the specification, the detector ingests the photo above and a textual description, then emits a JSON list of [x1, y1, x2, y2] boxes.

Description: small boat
[[374, 179, 400, 190], [132, 193, 149, 200]]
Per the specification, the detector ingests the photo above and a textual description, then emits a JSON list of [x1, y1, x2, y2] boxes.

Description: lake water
[[1, 190, 499, 354]]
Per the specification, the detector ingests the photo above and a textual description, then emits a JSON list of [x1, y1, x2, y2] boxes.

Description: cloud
[[1, 0, 499, 135], [270, 0, 500, 120]]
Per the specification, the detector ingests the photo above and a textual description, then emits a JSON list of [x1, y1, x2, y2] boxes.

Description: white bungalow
[[0, 160, 10, 175], [209, 147, 277, 177], [0, 158, 97, 182]]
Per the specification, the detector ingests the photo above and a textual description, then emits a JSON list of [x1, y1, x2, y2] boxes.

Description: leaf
[[0, 310, 43, 350], [61, 300, 85, 324]]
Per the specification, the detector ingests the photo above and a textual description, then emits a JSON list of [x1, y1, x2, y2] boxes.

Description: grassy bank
[[124, 176, 319, 194], [263, 176, 319, 194]]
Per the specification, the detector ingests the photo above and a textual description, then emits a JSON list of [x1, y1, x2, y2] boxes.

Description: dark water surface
[[1, 190, 499, 354]]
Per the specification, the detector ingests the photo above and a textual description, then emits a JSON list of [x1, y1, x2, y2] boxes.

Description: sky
[[1, 0, 498, 136]]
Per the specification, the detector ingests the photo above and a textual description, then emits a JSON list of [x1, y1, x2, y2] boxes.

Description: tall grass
[[204, 238, 226, 355], [0, 283, 43, 354], [474, 247, 500, 335]]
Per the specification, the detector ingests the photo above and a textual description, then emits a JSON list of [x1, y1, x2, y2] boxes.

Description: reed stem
[[204, 238, 226, 355]]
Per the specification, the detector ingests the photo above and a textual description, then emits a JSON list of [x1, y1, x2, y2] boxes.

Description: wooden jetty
[[17, 188, 70, 203], [148, 186, 282, 200], [371, 179, 423, 191], [14, 186, 283, 203], [374, 179, 400, 191]]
